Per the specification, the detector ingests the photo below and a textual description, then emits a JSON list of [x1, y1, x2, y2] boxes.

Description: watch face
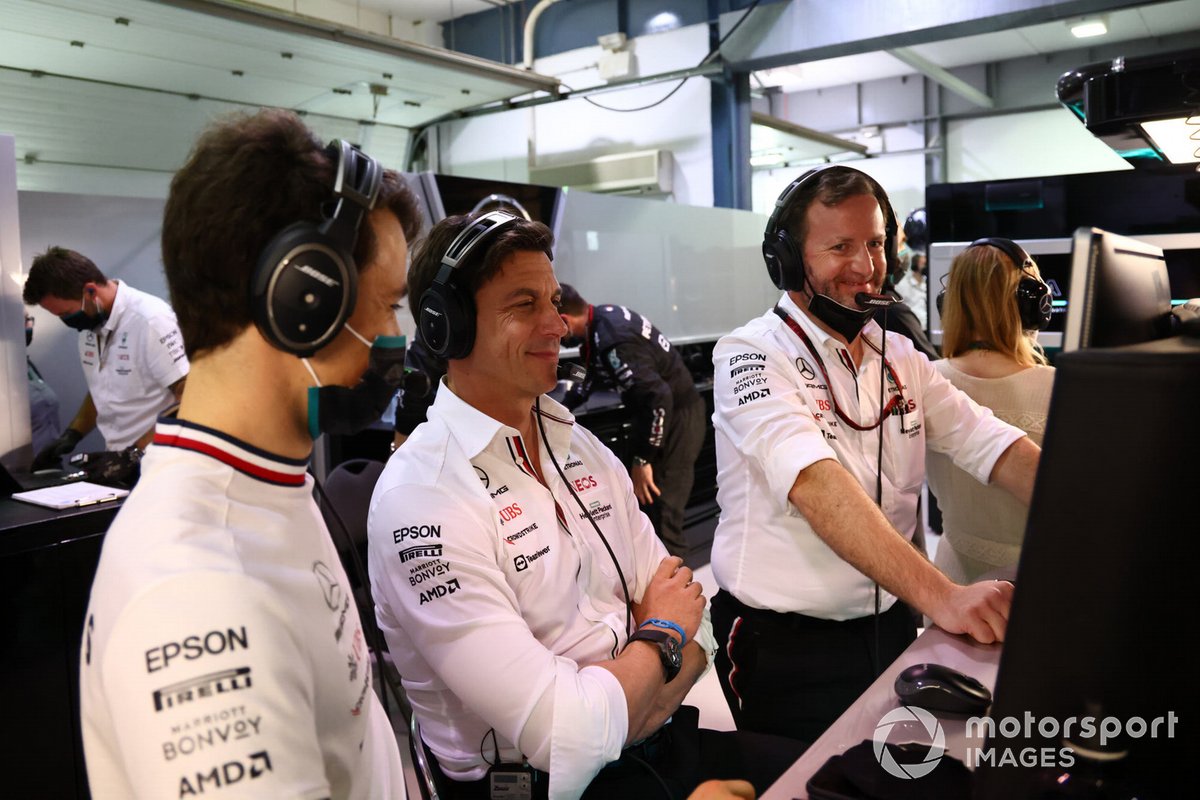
[[665, 636, 682, 671]]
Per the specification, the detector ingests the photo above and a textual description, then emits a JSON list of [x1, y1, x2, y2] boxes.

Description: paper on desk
[[11, 481, 129, 510]]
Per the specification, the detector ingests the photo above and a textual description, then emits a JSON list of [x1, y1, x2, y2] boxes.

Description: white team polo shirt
[[78, 281, 189, 449], [369, 383, 716, 800], [710, 293, 1025, 620]]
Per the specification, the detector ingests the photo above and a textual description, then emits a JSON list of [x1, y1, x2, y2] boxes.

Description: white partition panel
[[0, 135, 32, 468], [552, 190, 774, 344]]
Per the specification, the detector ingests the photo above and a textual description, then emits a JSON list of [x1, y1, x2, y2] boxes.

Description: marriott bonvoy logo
[[873, 707, 1180, 778]]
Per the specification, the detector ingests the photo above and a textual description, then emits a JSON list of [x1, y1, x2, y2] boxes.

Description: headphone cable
[[535, 398, 633, 641]]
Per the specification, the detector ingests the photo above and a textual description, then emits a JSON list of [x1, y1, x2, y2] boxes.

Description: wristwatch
[[631, 456, 650, 467], [627, 629, 682, 683]]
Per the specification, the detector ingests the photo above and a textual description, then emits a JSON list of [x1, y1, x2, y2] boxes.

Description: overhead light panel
[[1069, 17, 1108, 39], [1139, 117, 1200, 165]]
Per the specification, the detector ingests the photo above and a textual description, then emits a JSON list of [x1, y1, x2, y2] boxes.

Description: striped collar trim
[[152, 419, 309, 487]]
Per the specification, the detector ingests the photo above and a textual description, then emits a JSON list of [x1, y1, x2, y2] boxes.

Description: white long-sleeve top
[[369, 384, 715, 800]]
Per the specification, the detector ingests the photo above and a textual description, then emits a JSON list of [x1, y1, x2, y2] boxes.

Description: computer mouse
[[894, 662, 992, 715]]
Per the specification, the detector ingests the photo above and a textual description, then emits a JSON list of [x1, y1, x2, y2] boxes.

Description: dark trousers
[[642, 399, 706, 558], [710, 590, 917, 743], [430, 705, 806, 800]]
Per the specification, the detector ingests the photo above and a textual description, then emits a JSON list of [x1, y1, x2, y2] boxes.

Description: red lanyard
[[773, 306, 904, 432]]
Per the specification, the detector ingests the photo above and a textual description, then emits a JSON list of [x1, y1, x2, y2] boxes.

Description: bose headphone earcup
[[418, 279, 476, 360], [763, 231, 804, 291], [251, 221, 358, 358]]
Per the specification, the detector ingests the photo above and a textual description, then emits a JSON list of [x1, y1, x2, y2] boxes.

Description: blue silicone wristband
[[640, 618, 686, 647]]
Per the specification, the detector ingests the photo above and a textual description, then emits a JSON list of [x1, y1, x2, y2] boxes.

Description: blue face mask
[[61, 290, 109, 331], [302, 326, 408, 439]]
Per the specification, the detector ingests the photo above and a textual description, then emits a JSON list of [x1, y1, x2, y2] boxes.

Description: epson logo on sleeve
[[418, 577, 462, 605], [178, 750, 272, 797], [146, 628, 249, 673], [399, 544, 443, 563], [729, 352, 767, 367], [162, 715, 262, 761], [153, 667, 253, 712], [393, 524, 442, 543]]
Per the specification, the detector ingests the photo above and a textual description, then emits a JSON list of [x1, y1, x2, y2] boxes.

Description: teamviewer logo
[[872, 706, 945, 779]]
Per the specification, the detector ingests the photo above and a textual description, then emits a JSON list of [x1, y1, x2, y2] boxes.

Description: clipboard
[[10, 481, 129, 510]]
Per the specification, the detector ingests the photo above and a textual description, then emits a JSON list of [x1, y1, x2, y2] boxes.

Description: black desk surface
[[0, 496, 123, 556]]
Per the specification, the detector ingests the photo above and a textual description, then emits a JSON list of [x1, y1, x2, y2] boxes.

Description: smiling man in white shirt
[[369, 212, 804, 800], [709, 165, 1041, 743]]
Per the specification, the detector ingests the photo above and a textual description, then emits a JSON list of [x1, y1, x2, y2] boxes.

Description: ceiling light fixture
[[1057, 49, 1200, 172], [1069, 17, 1108, 39]]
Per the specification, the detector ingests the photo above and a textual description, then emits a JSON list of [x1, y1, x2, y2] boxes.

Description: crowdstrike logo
[[872, 706, 945, 779]]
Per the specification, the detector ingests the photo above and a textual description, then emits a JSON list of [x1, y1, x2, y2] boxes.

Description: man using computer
[[369, 212, 804, 799], [23, 247, 189, 473], [709, 164, 1041, 743]]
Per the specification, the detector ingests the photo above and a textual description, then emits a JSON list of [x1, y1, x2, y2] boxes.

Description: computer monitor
[[974, 336, 1197, 799], [1061, 227, 1173, 351]]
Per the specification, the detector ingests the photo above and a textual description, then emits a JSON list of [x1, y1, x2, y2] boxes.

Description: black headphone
[[936, 237, 1052, 331], [418, 210, 521, 360], [762, 164, 899, 292], [251, 140, 383, 357]]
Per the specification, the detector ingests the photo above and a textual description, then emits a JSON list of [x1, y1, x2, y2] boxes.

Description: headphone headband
[[441, 210, 521, 271], [966, 237, 1034, 272]]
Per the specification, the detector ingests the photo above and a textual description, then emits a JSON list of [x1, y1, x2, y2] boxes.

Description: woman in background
[[927, 238, 1055, 583]]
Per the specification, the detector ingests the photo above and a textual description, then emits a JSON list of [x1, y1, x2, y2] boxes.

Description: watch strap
[[640, 618, 686, 647]]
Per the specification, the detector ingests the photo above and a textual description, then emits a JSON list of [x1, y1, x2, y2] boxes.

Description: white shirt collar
[[429, 378, 577, 460], [99, 279, 127, 336]]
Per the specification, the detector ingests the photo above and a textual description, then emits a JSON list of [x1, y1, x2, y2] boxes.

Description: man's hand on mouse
[[928, 579, 1013, 644]]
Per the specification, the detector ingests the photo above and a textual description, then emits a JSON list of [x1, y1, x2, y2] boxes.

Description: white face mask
[[299, 323, 373, 388]]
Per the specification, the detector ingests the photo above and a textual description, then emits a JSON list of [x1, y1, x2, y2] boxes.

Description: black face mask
[[807, 293, 875, 342], [305, 333, 408, 439], [61, 291, 109, 331]]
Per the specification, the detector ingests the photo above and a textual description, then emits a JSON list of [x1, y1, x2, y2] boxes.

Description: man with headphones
[[23, 247, 189, 475], [708, 165, 1042, 742], [368, 213, 804, 799], [79, 109, 421, 798]]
